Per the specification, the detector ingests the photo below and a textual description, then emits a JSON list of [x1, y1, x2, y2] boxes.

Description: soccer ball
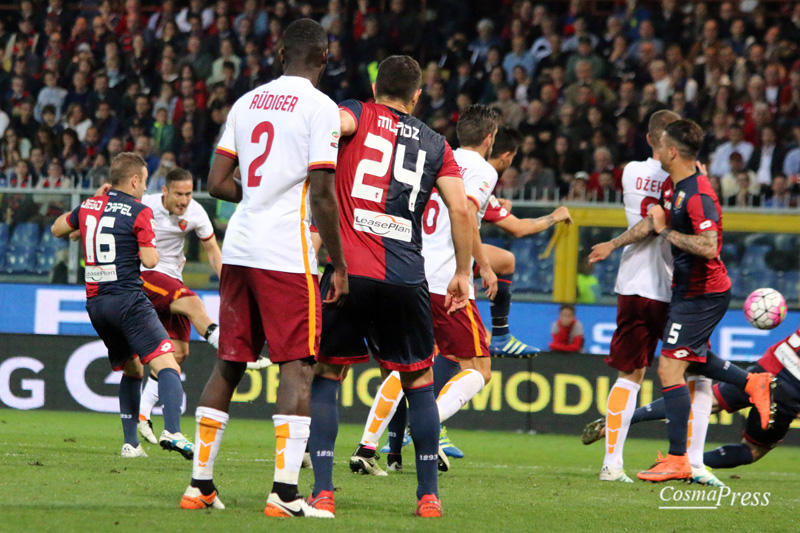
[[744, 288, 787, 330]]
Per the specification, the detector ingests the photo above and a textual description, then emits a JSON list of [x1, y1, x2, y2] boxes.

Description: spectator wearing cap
[[567, 171, 589, 201], [469, 18, 502, 66], [710, 124, 754, 177], [566, 35, 606, 84]]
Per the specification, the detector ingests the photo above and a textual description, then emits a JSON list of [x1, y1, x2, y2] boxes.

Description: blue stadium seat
[[741, 245, 770, 272], [776, 271, 800, 303], [34, 248, 58, 275], [9, 223, 41, 248], [4, 246, 36, 274], [510, 239, 537, 263], [38, 230, 68, 251], [774, 235, 799, 253], [720, 243, 740, 266], [0, 223, 8, 247], [513, 269, 537, 292], [482, 237, 508, 250]]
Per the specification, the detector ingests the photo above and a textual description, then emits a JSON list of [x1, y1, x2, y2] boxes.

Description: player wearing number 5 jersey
[[308, 55, 473, 519], [179, 19, 347, 517], [50, 153, 194, 461]]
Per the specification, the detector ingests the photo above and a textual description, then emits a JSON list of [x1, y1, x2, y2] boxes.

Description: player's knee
[[173, 348, 189, 365], [479, 366, 492, 385], [315, 362, 347, 380], [620, 367, 646, 385], [743, 439, 770, 462], [495, 250, 515, 276], [657, 358, 683, 385]]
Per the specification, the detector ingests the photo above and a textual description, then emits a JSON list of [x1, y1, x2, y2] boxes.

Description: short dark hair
[[490, 126, 523, 158], [375, 55, 422, 103], [560, 303, 576, 313], [663, 119, 704, 160], [456, 104, 500, 147], [282, 18, 328, 67], [109, 152, 146, 186], [647, 110, 680, 147], [165, 167, 192, 188]]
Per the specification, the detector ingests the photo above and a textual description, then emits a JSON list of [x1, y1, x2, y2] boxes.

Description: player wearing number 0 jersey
[[308, 55, 473, 519], [587, 111, 680, 484], [137, 168, 223, 447], [180, 19, 347, 517], [50, 153, 194, 461]]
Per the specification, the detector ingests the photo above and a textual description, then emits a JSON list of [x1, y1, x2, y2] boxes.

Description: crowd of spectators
[[0, 0, 798, 211]]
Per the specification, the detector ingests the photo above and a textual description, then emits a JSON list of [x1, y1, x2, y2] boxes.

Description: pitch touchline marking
[[659, 507, 718, 510]]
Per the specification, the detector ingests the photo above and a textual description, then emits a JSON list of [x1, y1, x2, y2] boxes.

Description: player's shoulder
[[187, 198, 211, 219], [455, 147, 496, 174], [141, 193, 162, 208]]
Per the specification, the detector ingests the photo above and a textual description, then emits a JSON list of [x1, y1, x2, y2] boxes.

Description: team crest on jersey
[[675, 191, 686, 209], [179, 219, 188, 231]]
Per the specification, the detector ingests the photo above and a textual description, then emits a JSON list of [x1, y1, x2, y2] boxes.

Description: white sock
[[192, 406, 229, 481], [603, 378, 640, 471], [437, 369, 485, 423], [687, 376, 713, 469], [139, 375, 160, 421], [206, 324, 220, 349], [272, 414, 310, 486], [361, 371, 404, 448]]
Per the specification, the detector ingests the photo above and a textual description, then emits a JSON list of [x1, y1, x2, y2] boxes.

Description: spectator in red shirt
[[549, 304, 585, 353]]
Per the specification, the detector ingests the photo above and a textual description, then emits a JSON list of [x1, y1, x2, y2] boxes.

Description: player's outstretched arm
[[496, 206, 573, 238], [309, 168, 348, 306], [207, 155, 242, 203], [588, 215, 654, 264], [436, 175, 472, 314]]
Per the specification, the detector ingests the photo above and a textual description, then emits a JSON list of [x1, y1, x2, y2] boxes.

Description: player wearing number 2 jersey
[[179, 20, 347, 517], [51, 153, 194, 461], [308, 55, 473, 519]]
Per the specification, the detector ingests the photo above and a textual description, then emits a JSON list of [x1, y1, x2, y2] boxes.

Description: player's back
[[73, 189, 155, 297], [423, 148, 498, 298], [141, 193, 213, 280], [335, 100, 459, 286], [615, 158, 673, 303], [215, 76, 339, 274]]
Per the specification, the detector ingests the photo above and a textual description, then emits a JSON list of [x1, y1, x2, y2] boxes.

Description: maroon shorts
[[605, 294, 670, 373], [218, 264, 321, 364], [141, 270, 196, 343], [430, 293, 490, 359]]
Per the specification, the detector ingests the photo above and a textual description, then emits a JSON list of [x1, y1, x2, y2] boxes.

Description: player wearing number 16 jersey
[[180, 19, 347, 517], [50, 153, 194, 461], [308, 55, 474, 518]]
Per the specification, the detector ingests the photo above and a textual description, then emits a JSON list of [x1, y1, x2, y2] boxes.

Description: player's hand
[[497, 197, 513, 211], [323, 267, 349, 308], [696, 161, 708, 176], [588, 241, 614, 264], [479, 264, 498, 301], [649, 204, 667, 234], [69, 229, 81, 241], [444, 273, 470, 314], [94, 183, 112, 197], [552, 206, 573, 225]]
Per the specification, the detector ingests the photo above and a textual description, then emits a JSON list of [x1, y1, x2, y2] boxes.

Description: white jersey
[[614, 157, 673, 302], [215, 76, 340, 273], [423, 148, 497, 297], [141, 193, 214, 280]]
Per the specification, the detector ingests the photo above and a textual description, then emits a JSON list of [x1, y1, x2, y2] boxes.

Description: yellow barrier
[[552, 206, 800, 303]]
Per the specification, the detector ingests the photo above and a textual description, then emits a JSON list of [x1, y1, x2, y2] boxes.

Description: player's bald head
[[662, 119, 704, 160], [109, 152, 147, 186], [375, 55, 422, 104], [281, 18, 328, 68], [647, 110, 680, 149]]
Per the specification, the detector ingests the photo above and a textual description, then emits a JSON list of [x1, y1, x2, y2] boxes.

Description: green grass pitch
[[1, 409, 799, 532]]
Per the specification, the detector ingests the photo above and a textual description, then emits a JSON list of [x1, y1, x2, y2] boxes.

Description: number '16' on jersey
[[336, 100, 461, 286]]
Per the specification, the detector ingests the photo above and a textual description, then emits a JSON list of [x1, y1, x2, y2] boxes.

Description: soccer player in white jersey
[[583, 110, 724, 486], [179, 19, 347, 517], [136, 167, 222, 445]]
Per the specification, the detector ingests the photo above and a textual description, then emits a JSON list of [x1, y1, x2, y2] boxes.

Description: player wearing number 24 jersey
[[51, 152, 193, 461]]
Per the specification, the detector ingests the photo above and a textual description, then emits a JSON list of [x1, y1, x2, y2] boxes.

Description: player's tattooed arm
[[497, 206, 572, 238], [588, 216, 654, 264], [660, 229, 718, 260]]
